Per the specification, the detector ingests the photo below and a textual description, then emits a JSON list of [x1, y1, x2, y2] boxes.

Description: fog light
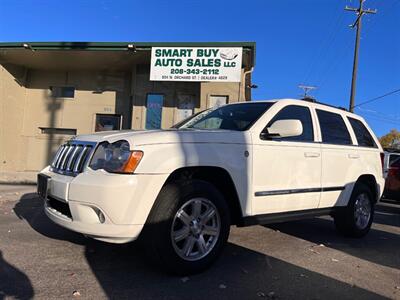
[[98, 211, 105, 223], [93, 207, 105, 223]]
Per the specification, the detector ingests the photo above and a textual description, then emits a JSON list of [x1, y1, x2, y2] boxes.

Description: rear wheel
[[334, 182, 374, 238], [143, 179, 230, 275]]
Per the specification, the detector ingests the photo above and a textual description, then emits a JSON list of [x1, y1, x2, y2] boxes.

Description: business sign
[[150, 47, 242, 82]]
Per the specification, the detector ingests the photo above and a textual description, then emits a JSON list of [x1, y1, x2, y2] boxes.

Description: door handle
[[304, 152, 320, 158], [348, 154, 360, 159]]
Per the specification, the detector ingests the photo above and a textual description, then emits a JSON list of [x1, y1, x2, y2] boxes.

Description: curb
[[0, 181, 37, 186]]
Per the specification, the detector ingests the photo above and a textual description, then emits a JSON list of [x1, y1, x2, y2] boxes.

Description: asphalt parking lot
[[0, 184, 399, 300]]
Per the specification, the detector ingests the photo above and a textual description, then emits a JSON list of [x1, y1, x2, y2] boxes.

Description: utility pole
[[345, 0, 377, 112]]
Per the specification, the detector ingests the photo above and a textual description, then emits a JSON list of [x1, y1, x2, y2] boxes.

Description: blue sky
[[0, 0, 398, 136]]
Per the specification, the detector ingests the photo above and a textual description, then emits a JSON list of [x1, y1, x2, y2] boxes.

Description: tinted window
[[389, 154, 400, 167], [267, 105, 314, 142], [348, 117, 377, 148], [316, 110, 352, 145], [176, 102, 274, 131]]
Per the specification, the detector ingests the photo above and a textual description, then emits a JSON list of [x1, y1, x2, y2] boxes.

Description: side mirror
[[261, 119, 303, 139]]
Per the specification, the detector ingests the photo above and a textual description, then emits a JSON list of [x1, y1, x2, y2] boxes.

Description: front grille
[[47, 196, 72, 219], [50, 141, 97, 176]]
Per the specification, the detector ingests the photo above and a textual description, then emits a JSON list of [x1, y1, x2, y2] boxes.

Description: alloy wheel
[[354, 193, 371, 230], [171, 198, 221, 261]]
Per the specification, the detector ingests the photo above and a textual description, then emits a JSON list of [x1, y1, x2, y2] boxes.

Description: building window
[[95, 114, 122, 132], [146, 94, 164, 129], [176, 94, 195, 123], [50, 86, 75, 98], [209, 95, 228, 108]]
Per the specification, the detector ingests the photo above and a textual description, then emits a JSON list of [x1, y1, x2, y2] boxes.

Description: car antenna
[[298, 84, 317, 102]]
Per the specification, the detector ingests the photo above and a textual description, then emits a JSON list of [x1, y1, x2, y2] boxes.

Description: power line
[[303, 1, 345, 85], [311, 13, 346, 86], [363, 0, 399, 36], [354, 88, 400, 107], [357, 107, 400, 125], [314, 37, 353, 95], [317, 1, 398, 98], [356, 109, 400, 125], [356, 106, 400, 120], [359, 113, 400, 126]]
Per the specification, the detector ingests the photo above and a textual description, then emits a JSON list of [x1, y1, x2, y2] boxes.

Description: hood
[[72, 129, 251, 147]]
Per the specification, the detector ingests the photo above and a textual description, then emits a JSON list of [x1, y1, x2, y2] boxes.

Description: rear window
[[348, 117, 377, 148], [316, 109, 352, 145], [389, 154, 400, 168]]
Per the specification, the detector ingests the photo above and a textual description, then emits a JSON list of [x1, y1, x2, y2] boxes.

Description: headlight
[[89, 140, 143, 174]]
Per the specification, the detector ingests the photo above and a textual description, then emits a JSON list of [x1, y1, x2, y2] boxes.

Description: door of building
[[146, 94, 164, 129]]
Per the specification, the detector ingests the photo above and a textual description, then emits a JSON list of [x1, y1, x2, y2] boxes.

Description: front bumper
[[40, 167, 169, 243]]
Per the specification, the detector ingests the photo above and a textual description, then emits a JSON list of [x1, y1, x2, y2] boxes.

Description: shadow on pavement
[[13, 193, 86, 245], [380, 199, 400, 206], [13, 193, 387, 299], [266, 213, 400, 270], [0, 250, 34, 300], [82, 239, 386, 299], [373, 202, 400, 228]]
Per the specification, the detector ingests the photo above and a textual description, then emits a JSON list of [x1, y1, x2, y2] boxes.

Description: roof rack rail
[[300, 98, 348, 112]]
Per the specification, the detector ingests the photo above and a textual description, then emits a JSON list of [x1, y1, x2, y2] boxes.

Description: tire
[[142, 179, 231, 275], [334, 182, 375, 238]]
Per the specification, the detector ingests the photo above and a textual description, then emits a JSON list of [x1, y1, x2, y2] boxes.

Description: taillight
[[388, 168, 397, 177]]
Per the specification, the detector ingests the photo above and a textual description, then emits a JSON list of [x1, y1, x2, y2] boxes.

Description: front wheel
[[334, 183, 375, 238], [143, 179, 231, 275]]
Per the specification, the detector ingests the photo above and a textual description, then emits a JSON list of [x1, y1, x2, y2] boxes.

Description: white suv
[[38, 99, 385, 274]]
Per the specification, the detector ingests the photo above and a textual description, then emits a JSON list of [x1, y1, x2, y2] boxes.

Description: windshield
[[173, 102, 274, 131]]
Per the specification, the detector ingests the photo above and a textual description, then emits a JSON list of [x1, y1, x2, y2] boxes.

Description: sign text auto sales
[[150, 47, 242, 82]]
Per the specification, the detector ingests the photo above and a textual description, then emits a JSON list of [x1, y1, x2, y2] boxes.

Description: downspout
[[239, 67, 254, 101]]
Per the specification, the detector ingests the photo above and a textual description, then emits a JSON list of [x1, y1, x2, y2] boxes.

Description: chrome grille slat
[[56, 146, 68, 169], [54, 145, 64, 168], [78, 146, 92, 172], [66, 145, 79, 171], [50, 141, 97, 176], [51, 146, 64, 167], [67, 145, 77, 168], [60, 145, 73, 170], [73, 146, 88, 173], [67, 145, 82, 171]]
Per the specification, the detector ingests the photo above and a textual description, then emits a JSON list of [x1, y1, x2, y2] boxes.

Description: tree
[[379, 129, 400, 149]]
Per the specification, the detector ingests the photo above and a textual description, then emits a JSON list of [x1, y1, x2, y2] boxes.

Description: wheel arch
[[355, 174, 378, 203], [164, 166, 244, 225]]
